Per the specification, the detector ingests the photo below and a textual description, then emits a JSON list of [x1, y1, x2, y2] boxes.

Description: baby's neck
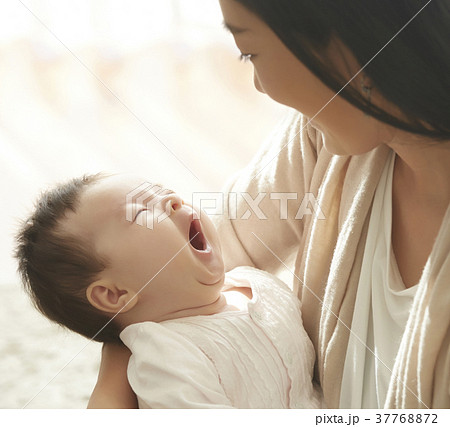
[[121, 294, 234, 327], [162, 286, 252, 318], [119, 284, 253, 329], [160, 291, 250, 319], [171, 293, 238, 317]]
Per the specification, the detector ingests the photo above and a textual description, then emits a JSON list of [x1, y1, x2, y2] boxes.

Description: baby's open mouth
[[189, 219, 208, 252]]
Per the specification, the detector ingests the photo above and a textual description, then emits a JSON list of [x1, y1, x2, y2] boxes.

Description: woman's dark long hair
[[236, 0, 450, 140]]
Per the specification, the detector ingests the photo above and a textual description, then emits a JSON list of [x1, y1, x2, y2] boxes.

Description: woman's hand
[[87, 342, 138, 409]]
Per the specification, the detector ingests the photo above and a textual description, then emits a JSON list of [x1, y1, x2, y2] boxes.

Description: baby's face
[[62, 174, 225, 322]]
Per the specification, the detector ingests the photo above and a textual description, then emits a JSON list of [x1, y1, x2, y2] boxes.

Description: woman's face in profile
[[219, 0, 392, 155]]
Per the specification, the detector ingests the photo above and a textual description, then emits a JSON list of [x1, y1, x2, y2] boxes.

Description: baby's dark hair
[[15, 173, 121, 343]]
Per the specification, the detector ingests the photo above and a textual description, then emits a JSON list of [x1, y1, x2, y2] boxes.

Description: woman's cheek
[[253, 66, 284, 102]]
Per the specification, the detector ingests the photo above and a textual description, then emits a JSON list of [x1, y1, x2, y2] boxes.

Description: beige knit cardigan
[[213, 112, 450, 408]]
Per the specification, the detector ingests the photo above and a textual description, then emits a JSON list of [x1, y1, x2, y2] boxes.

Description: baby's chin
[[197, 263, 225, 287]]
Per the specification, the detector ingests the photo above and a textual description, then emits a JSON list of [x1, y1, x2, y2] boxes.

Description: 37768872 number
[[375, 413, 438, 424]]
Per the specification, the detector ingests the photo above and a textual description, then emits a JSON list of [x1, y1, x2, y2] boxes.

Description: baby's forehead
[[95, 174, 168, 196], [85, 175, 156, 203], [58, 179, 126, 240], [80, 175, 173, 218], [74, 174, 174, 226]]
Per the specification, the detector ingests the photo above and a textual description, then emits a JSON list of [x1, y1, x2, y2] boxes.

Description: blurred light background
[[0, 0, 289, 408]]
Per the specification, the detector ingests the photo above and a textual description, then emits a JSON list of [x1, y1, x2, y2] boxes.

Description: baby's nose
[[165, 194, 183, 213]]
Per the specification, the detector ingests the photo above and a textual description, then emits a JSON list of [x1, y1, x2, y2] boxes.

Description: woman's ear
[[86, 280, 139, 314]]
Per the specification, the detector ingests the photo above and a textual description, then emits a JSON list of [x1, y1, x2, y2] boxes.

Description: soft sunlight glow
[[0, 1, 286, 285]]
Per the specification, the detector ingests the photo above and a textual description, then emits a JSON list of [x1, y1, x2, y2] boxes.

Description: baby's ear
[[86, 280, 138, 314]]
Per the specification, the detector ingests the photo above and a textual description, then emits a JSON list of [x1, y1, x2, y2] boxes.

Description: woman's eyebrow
[[223, 21, 250, 35]]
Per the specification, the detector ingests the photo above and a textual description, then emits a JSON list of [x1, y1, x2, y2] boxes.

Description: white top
[[120, 266, 323, 409], [340, 152, 418, 408]]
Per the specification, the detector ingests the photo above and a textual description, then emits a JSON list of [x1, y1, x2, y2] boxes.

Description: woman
[[88, 0, 450, 408]]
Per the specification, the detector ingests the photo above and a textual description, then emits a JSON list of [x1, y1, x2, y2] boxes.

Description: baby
[[15, 173, 323, 409]]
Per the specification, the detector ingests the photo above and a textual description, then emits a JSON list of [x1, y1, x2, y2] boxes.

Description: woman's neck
[[387, 137, 450, 206], [388, 136, 450, 288]]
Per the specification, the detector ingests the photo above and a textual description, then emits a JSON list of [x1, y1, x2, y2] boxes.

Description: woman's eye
[[239, 53, 252, 62]]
